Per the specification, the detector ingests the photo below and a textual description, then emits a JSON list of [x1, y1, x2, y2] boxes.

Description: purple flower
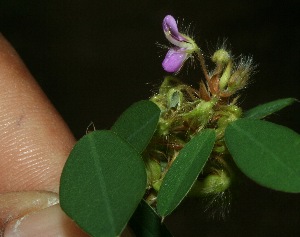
[[162, 15, 198, 73]]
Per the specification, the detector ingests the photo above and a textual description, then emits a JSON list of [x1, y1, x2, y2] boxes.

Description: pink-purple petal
[[162, 48, 188, 73], [163, 15, 187, 42]]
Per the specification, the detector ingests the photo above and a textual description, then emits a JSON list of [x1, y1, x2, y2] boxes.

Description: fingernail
[[4, 204, 89, 237], [0, 191, 59, 233]]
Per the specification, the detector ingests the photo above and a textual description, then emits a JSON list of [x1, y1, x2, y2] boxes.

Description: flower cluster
[[161, 15, 254, 98], [143, 15, 255, 216]]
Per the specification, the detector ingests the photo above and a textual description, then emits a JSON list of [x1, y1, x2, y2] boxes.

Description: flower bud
[[211, 49, 231, 65], [227, 68, 249, 90], [152, 179, 163, 191], [189, 169, 231, 197], [183, 98, 217, 126], [145, 158, 162, 188], [167, 88, 183, 109], [216, 104, 242, 138], [219, 61, 232, 90], [227, 56, 254, 92]]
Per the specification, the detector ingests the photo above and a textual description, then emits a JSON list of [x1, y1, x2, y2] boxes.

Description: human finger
[[0, 34, 75, 193]]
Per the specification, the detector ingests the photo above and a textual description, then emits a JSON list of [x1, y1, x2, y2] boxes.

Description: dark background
[[1, 0, 299, 236]]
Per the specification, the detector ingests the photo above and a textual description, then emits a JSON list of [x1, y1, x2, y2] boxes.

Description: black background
[[1, 0, 300, 236]]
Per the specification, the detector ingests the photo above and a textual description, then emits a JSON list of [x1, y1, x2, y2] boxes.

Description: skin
[[0, 35, 133, 237]]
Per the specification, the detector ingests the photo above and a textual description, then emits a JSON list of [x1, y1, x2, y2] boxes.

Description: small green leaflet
[[60, 130, 147, 237], [111, 100, 160, 153], [225, 119, 300, 193], [157, 129, 216, 217], [243, 98, 296, 119]]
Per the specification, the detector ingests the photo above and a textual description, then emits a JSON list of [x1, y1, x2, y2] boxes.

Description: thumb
[[0, 34, 75, 193], [0, 35, 88, 236], [1, 192, 88, 237]]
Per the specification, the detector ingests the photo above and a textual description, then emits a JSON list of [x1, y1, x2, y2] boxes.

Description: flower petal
[[163, 15, 187, 43], [162, 48, 188, 73]]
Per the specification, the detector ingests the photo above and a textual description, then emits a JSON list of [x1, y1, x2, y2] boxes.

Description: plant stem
[[196, 49, 210, 83]]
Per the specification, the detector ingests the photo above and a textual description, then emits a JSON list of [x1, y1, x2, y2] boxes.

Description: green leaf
[[111, 100, 160, 153], [243, 98, 297, 119], [225, 119, 300, 193], [129, 200, 173, 237], [157, 129, 216, 217], [60, 130, 147, 237]]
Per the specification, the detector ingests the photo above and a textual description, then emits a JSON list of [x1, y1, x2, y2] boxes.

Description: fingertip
[[0, 35, 76, 193]]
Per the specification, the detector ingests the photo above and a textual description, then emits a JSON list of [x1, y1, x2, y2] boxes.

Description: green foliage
[[59, 15, 300, 236], [60, 130, 147, 236], [60, 101, 161, 237], [243, 98, 296, 119], [225, 119, 300, 193], [157, 129, 216, 217], [59, 92, 299, 236], [111, 100, 160, 153], [129, 200, 173, 237]]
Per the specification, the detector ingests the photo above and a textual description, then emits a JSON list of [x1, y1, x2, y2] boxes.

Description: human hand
[[0, 34, 90, 237]]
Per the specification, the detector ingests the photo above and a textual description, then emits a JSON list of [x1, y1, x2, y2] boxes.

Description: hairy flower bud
[[212, 49, 231, 65], [167, 88, 183, 109], [189, 169, 231, 196]]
